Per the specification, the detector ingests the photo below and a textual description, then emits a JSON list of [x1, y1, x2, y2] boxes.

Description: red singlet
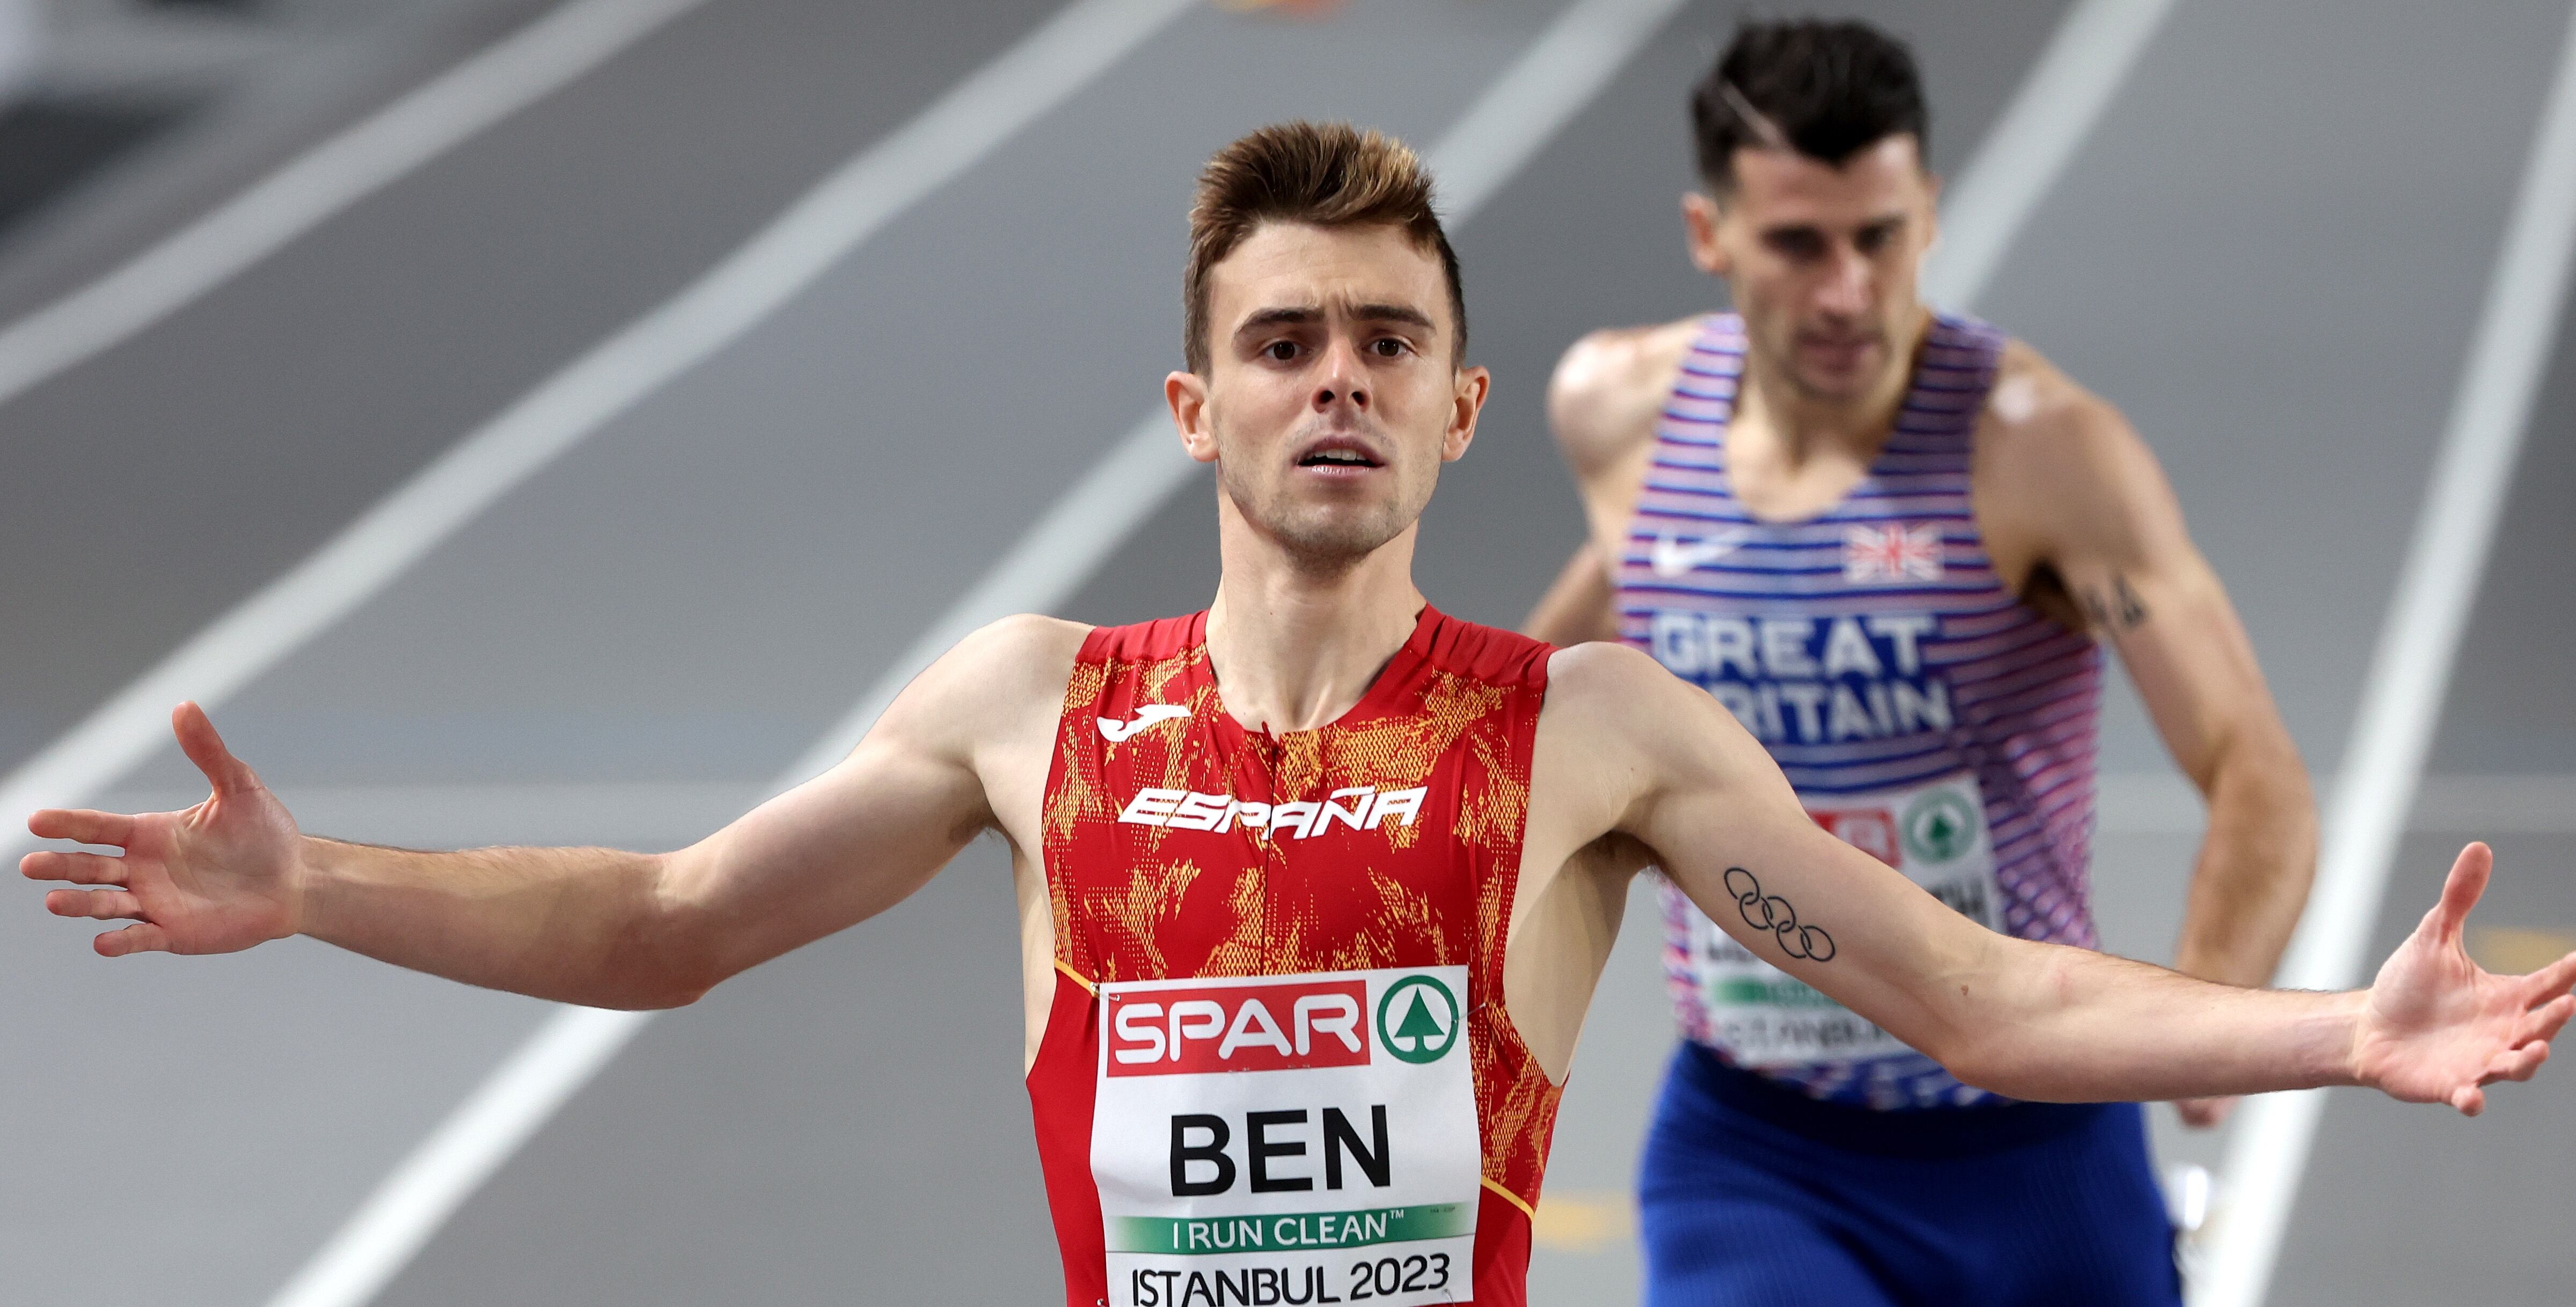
[[1027, 606, 1562, 1306]]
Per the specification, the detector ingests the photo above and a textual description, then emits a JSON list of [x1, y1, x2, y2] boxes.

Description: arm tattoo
[[2082, 573, 2150, 633], [1724, 867, 1835, 961]]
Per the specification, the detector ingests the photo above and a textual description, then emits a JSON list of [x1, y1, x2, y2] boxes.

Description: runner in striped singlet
[[1525, 21, 2324, 1306], [33, 122, 2575, 1307]]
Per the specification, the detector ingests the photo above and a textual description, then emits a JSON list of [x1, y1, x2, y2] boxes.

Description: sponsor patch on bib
[[1093, 967, 1479, 1306]]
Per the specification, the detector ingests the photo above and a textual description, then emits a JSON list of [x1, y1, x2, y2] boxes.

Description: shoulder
[[1548, 316, 1702, 476], [1978, 339, 2152, 487], [1540, 641, 1700, 735], [1974, 339, 2185, 564], [892, 614, 1093, 747], [1535, 642, 1782, 813]]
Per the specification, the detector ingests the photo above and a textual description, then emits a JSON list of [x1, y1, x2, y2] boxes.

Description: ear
[[1166, 370, 1219, 465], [1443, 364, 1490, 462], [1681, 192, 1729, 277], [1918, 171, 1944, 262]]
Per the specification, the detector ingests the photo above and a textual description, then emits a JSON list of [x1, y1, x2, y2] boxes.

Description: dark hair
[[1689, 19, 1928, 191], [1185, 121, 1466, 373]]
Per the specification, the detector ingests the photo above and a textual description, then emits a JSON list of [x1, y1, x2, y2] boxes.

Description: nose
[[1815, 246, 1874, 318], [1313, 337, 1370, 412]]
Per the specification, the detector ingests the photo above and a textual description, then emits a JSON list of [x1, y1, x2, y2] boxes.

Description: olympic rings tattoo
[[1723, 867, 1836, 962]]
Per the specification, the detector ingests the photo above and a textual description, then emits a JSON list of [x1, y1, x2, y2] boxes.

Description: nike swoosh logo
[[1649, 530, 1748, 578], [1098, 703, 1190, 742]]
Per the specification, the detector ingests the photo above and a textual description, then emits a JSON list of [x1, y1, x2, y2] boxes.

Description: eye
[[1855, 222, 1902, 255], [1263, 340, 1299, 362], [1765, 230, 1825, 262], [1369, 336, 1410, 358]]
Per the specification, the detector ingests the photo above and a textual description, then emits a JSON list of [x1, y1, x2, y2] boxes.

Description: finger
[[20, 849, 129, 885], [2514, 994, 2575, 1047], [2450, 1084, 2485, 1116], [93, 923, 171, 958], [25, 808, 136, 848], [45, 889, 144, 921], [2522, 950, 2576, 1002], [2482, 1040, 2548, 1084], [2431, 842, 2493, 941], [172, 702, 259, 797]]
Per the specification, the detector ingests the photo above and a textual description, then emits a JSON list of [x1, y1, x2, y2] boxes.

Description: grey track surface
[[2270, 265, 2576, 1307], [0, 0, 1069, 771], [6, 1, 2574, 1304]]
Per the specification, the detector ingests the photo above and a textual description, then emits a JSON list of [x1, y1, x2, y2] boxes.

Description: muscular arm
[[1541, 643, 2573, 1112], [1980, 355, 2317, 992], [27, 615, 1079, 1010]]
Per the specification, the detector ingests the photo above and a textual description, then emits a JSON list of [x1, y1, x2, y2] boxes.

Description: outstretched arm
[[24, 616, 1075, 1009], [1550, 644, 2575, 1112]]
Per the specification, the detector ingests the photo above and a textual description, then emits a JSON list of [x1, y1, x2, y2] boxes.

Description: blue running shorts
[[1637, 1042, 2182, 1307]]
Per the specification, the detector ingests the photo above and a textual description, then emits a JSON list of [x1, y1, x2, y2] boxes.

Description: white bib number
[[1093, 967, 1480, 1306], [1683, 773, 2003, 1068]]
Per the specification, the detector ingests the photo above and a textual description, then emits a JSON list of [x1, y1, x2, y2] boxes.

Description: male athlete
[[27, 123, 2574, 1307], [1523, 20, 2322, 1304]]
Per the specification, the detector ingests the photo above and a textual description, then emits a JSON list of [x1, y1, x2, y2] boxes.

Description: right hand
[[20, 702, 306, 957]]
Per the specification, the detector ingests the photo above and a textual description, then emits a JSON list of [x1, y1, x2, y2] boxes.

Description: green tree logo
[[1901, 788, 1980, 864], [1377, 975, 1461, 1064]]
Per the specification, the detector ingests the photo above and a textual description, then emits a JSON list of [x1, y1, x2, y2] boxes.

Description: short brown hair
[[1184, 121, 1467, 373]]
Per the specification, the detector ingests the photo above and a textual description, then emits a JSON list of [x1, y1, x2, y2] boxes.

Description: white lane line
[[302, 0, 1706, 1298], [0, 0, 708, 410], [1921, 0, 2181, 310], [2194, 9, 2576, 1306], [0, 0, 1202, 863]]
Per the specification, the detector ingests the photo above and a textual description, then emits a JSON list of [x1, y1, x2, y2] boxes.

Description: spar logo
[[1107, 979, 1370, 1077], [1375, 975, 1460, 1064]]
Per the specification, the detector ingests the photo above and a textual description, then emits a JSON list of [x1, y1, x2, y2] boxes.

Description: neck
[[1739, 306, 1930, 464], [1204, 503, 1425, 735]]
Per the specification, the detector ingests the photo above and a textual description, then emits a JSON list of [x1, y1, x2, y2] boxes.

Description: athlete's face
[[1168, 222, 1488, 567], [1686, 135, 1938, 403]]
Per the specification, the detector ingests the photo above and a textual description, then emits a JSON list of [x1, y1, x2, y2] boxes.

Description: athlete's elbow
[[602, 853, 733, 1009], [1899, 943, 2054, 1097]]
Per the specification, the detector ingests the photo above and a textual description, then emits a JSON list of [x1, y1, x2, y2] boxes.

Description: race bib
[[1093, 967, 1480, 1307], [1682, 773, 2003, 1068]]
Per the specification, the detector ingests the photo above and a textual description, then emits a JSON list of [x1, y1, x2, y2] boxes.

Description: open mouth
[[1296, 438, 1382, 471]]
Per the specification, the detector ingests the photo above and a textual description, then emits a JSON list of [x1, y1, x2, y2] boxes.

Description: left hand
[[2352, 842, 2576, 1114]]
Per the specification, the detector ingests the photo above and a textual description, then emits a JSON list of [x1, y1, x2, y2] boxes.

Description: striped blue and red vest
[[1616, 312, 2103, 1110]]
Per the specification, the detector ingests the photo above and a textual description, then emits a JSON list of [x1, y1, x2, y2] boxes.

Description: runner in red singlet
[[26, 123, 2576, 1306]]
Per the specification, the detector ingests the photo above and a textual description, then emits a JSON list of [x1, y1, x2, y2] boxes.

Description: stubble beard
[[1216, 452, 1422, 575]]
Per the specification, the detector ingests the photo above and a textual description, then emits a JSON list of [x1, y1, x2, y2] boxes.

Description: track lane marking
[[1922, 0, 2182, 309], [0, 0, 711, 410], [2195, 8, 2576, 1304], [0, 0, 1201, 870]]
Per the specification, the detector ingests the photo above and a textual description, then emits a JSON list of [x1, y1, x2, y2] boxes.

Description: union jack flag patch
[[1843, 522, 1944, 583]]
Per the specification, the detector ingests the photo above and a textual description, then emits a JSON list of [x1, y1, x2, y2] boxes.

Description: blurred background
[[1, 0, 2570, 1304]]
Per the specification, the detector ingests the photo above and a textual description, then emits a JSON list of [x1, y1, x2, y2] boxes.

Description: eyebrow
[[1233, 302, 1439, 339], [1755, 212, 1912, 238]]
